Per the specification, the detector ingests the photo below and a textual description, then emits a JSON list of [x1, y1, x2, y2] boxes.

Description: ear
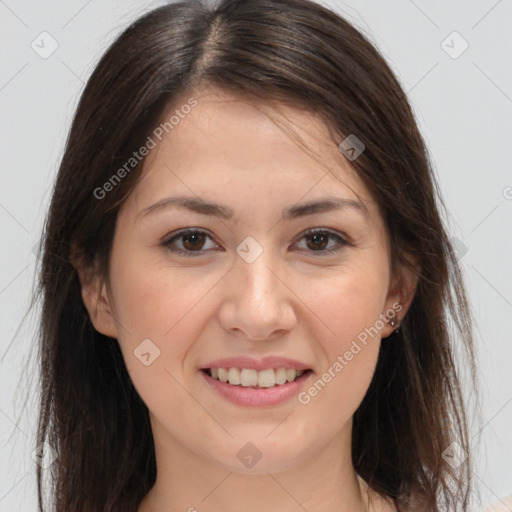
[[381, 252, 420, 339], [70, 247, 119, 338]]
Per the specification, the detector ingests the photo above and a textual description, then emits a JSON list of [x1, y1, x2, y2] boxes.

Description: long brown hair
[[26, 0, 478, 510]]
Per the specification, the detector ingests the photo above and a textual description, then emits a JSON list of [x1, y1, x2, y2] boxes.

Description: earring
[[390, 319, 400, 332]]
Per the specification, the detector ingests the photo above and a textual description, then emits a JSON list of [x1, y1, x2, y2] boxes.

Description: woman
[[34, 0, 478, 510]]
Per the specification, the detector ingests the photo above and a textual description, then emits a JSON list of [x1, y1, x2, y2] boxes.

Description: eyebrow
[[138, 195, 368, 221]]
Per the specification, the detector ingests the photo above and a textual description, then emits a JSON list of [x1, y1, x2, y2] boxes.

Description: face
[[81, 86, 413, 475]]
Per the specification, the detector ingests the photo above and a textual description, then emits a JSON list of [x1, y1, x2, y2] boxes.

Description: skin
[[77, 85, 418, 512]]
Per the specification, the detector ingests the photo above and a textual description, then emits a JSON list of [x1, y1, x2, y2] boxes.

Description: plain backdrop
[[0, 1, 511, 510]]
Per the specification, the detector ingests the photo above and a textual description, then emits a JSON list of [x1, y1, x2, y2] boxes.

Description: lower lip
[[200, 370, 313, 407]]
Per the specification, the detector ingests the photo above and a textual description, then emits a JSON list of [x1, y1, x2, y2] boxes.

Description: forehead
[[128, 86, 376, 217]]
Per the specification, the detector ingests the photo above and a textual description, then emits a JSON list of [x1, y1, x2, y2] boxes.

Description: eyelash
[[161, 228, 350, 257]]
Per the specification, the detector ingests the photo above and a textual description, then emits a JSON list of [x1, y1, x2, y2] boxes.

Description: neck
[[138, 416, 378, 512]]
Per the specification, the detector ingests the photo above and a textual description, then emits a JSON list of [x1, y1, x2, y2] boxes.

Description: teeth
[[240, 368, 258, 386], [275, 368, 287, 385], [207, 367, 306, 387], [257, 369, 275, 388], [286, 368, 296, 382], [218, 368, 228, 383], [228, 367, 241, 385]]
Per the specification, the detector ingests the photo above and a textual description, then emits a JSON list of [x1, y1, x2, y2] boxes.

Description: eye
[[162, 229, 220, 256], [293, 228, 349, 255], [161, 227, 350, 257]]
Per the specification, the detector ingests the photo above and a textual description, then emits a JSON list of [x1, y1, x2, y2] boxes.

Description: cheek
[[297, 261, 387, 415], [108, 267, 210, 421], [309, 260, 388, 349], [107, 248, 221, 397], [109, 245, 218, 340]]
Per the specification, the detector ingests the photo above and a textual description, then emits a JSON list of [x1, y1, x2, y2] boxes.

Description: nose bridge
[[219, 236, 296, 338], [235, 240, 280, 307]]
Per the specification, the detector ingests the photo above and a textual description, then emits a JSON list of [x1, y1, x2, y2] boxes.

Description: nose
[[217, 244, 297, 341]]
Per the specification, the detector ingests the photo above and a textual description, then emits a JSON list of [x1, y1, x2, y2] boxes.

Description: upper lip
[[200, 356, 311, 371]]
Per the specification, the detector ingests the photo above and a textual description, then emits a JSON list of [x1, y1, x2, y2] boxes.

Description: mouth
[[200, 367, 313, 389]]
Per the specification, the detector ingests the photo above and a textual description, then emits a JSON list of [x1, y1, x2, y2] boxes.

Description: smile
[[200, 367, 314, 407], [202, 367, 311, 388]]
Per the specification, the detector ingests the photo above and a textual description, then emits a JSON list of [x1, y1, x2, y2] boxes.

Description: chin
[[209, 435, 314, 475]]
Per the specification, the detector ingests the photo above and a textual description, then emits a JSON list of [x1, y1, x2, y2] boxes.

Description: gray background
[[0, 1, 511, 510]]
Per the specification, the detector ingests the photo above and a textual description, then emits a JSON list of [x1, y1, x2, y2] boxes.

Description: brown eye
[[295, 229, 349, 254], [181, 232, 207, 250], [162, 229, 219, 256], [304, 232, 330, 251]]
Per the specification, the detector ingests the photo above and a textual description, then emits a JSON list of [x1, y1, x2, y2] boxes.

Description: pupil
[[183, 233, 205, 250], [307, 233, 327, 250]]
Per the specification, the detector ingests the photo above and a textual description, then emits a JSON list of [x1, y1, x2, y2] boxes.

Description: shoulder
[[400, 496, 512, 512], [395, 495, 512, 512], [480, 496, 512, 512]]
